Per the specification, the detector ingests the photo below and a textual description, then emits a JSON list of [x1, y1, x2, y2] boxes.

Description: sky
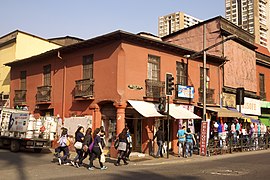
[[0, 0, 224, 40]]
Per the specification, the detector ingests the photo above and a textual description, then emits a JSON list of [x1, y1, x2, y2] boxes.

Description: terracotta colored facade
[[7, 31, 225, 155], [163, 16, 258, 95], [256, 45, 270, 101]]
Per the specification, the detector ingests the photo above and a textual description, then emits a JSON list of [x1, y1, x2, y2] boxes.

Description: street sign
[[200, 121, 208, 156]]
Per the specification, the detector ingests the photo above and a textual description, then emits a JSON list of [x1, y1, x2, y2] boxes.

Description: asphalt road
[[0, 148, 270, 180]]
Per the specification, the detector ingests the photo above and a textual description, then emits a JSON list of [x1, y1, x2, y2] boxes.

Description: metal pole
[[167, 95, 170, 158], [203, 24, 207, 122]]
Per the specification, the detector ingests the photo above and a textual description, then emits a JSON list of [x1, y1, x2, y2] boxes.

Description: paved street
[[1, 148, 270, 180]]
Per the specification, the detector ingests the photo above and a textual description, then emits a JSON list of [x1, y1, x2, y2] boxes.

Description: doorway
[[125, 117, 142, 152]]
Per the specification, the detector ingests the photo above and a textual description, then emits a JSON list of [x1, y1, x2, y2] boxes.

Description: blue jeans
[[185, 142, 193, 157], [156, 140, 163, 157], [178, 141, 185, 157]]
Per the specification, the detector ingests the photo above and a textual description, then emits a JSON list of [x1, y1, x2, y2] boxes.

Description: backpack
[[114, 138, 119, 149]]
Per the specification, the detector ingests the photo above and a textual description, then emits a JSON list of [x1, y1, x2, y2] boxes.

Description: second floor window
[[200, 67, 209, 89], [176, 61, 187, 86], [83, 55, 93, 79], [20, 71, 26, 90], [147, 55, 160, 81], [43, 64, 51, 86], [259, 73, 265, 93]]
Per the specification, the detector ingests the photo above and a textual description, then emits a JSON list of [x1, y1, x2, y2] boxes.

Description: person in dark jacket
[[153, 126, 164, 158], [114, 128, 128, 166], [78, 127, 92, 165], [71, 126, 84, 168], [88, 128, 107, 170]]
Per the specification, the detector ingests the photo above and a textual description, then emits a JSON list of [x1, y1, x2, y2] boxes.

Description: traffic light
[[166, 73, 174, 96], [236, 87, 245, 105], [158, 97, 166, 114]]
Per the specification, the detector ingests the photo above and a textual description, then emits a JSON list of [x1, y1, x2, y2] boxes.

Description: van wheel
[[10, 140, 20, 152], [34, 148, 42, 153]]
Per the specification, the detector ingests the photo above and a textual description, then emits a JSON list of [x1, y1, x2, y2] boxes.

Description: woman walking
[[185, 128, 196, 158], [71, 126, 84, 168], [54, 128, 70, 165], [88, 128, 107, 170], [115, 128, 128, 166], [78, 127, 92, 166]]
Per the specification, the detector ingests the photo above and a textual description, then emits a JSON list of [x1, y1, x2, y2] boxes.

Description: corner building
[[6, 31, 225, 155]]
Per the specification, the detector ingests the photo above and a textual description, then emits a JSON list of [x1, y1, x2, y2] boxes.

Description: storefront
[[260, 101, 270, 127], [127, 100, 200, 155]]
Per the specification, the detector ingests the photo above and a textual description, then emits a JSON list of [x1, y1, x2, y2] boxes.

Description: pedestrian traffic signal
[[166, 73, 174, 96], [158, 97, 166, 114]]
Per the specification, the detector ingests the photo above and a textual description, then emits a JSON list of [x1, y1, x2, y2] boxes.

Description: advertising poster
[[9, 113, 29, 132]]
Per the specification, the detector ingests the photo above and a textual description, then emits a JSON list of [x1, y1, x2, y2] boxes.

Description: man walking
[[177, 125, 186, 157], [153, 126, 164, 158]]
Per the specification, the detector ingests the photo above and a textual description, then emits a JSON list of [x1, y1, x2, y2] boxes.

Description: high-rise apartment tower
[[225, 0, 270, 49], [158, 12, 201, 37]]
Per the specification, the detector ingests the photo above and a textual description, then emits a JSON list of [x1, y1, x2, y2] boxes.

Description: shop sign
[[261, 101, 270, 108], [238, 97, 261, 116], [200, 121, 208, 156], [177, 85, 194, 99], [222, 92, 236, 108]]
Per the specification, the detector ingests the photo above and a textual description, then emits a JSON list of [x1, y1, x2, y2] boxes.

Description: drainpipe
[[58, 51, 66, 121], [218, 61, 227, 108]]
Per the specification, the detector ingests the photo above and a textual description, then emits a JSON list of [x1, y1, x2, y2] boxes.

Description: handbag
[[74, 141, 83, 149], [83, 145, 88, 152], [100, 153, 106, 163]]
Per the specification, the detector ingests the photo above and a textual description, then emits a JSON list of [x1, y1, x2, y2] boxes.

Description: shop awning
[[206, 107, 242, 118], [168, 104, 201, 119], [241, 114, 260, 123], [128, 100, 164, 117]]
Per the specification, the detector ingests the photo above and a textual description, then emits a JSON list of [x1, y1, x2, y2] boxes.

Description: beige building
[[225, 0, 270, 49], [158, 11, 201, 37], [0, 30, 61, 106]]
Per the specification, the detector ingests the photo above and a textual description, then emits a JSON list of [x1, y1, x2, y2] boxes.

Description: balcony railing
[[14, 90, 27, 104], [74, 78, 94, 99], [36, 86, 52, 103], [198, 87, 215, 104], [260, 91, 266, 101], [145, 79, 165, 99]]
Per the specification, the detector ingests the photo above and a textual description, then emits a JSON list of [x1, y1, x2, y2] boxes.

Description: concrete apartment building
[[225, 0, 270, 49], [158, 11, 201, 37], [0, 30, 62, 106], [6, 30, 227, 155]]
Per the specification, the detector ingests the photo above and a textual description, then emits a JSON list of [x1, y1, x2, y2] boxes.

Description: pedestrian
[[153, 126, 164, 158], [78, 127, 92, 166], [54, 128, 70, 165], [125, 127, 133, 161], [177, 125, 186, 157], [185, 128, 196, 158], [100, 126, 106, 149], [88, 128, 108, 170], [71, 126, 84, 168], [115, 128, 129, 166]]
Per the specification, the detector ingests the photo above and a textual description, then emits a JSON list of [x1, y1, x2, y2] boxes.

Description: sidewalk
[[50, 148, 270, 166], [126, 149, 270, 166]]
